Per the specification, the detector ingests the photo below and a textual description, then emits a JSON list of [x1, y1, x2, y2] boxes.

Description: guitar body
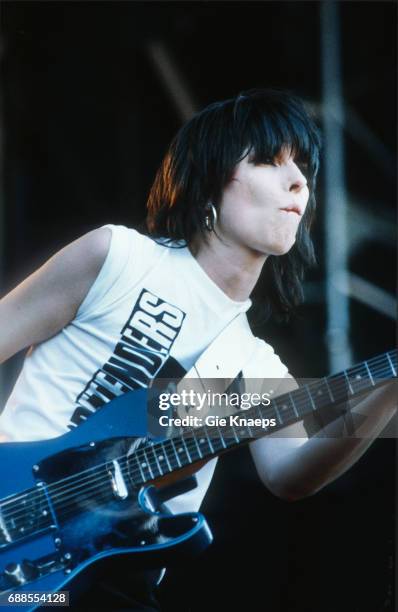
[[0, 391, 212, 610]]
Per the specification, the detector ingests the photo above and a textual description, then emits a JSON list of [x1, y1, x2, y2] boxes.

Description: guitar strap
[[178, 314, 356, 434], [185, 312, 256, 379], [151, 314, 257, 588], [174, 312, 258, 417]]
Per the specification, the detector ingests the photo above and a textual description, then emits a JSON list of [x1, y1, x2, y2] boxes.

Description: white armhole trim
[[75, 224, 133, 321]]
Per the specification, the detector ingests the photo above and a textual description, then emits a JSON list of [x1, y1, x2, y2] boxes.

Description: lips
[[280, 205, 302, 216]]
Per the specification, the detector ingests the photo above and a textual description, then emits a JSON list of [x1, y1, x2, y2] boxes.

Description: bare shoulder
[[17, 226, 113, 308], [53, 226, 112, 272], [0, 226, 112, 363]]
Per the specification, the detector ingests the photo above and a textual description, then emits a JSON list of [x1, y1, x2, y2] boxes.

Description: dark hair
[[146, 88, 322, 320]]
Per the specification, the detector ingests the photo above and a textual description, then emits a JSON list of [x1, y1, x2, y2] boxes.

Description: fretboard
[[126, 349, 397, 485]]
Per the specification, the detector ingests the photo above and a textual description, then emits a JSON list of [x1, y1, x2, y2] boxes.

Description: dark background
[[1, 2, 396, 611]]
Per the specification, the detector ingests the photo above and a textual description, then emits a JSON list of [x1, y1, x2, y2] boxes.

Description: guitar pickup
[[106, 460, 129, 500]]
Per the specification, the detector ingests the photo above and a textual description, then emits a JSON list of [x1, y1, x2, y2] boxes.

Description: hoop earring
[[204, 203, 217, 232]]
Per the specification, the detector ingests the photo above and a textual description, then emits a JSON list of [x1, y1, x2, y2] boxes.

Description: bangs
[[233, 90, 321, 184]]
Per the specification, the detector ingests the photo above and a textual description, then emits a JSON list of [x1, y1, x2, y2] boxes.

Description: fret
[[308, 379, 334, 412], [146, 444, 164, 476], [142, 447, 156, 479], [221, 426, 234, 448], [186, 429, 203, 459], [347, 362, 372, 395], [273, 393, 296, 425], [206, 427, 227, 452], [162, 439, 180, 470], [180, 436, 193, 463], [368, 353, 390, 384], [135, 448, 154, 482], [324, 377, 334, 402], [288, 392, 299, 418], [270, 400, 283, 425], [244, 417, 266, 439], [236, 418, 260, 440], [364, 361, 374, 386], [386, 352, 396, 377], [215, 426, 227, 449], [288, 387, 313, 420], [184, 433, 203, 461], [253, 404, 263, 421], [328, 373, 350, 404], [262, 402, 279, 425], [129, 453, 146, 484], [231, 419, 252, 441], [170, 439, 182, 467], [230, 424, 241, 446], [343, 370, 354, 395], [174, 436, 192, 465], [246, 423, 255, 438], [229, 423, 241, 445], [204, 427, 215, 454], [159, 441, 173, 472], [216, 426, 237, 448], [195, 430, 214, 455], [152, 445, 171, 474]]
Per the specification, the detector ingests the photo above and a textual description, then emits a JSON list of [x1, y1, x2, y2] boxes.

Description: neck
[[190, 233, 267, 302]]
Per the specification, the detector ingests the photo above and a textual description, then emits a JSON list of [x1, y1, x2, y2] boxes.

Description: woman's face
[[216, 149, 310, 257]]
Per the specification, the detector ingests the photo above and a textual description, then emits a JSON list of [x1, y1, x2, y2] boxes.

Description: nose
[[289, 163, 307, 193]]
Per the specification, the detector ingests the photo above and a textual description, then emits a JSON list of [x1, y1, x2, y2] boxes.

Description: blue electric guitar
[[0, 350, 396, 609]]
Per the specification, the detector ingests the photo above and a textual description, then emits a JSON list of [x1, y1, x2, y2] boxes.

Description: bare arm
[[0, 227, 112, 365], [250, 374, 396, 501]]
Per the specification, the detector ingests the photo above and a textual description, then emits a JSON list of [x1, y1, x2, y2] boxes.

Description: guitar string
[[3, 359, 392, 532], [50, 347, 398, 529], [19, 351, 398, 505], [0, 431, 222, 526], [1, 353, 395, 529], [3, 354, 394, 525], [3, 370, 394, 532], [4, 349, 394, 511], [0, 353, 395, 529], [2, 369, 396, 534], [0, 353, 395, 527]]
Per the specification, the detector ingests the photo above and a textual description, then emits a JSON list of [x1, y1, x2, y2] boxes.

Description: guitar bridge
[[0, 552, 67, 591]]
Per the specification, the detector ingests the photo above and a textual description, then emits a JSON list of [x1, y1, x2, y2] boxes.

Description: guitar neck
[[2, 351, 395, 540], [127, 349, 397, 484]]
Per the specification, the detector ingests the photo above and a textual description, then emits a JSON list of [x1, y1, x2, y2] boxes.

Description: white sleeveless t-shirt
[[0, 226, 288, 513]]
